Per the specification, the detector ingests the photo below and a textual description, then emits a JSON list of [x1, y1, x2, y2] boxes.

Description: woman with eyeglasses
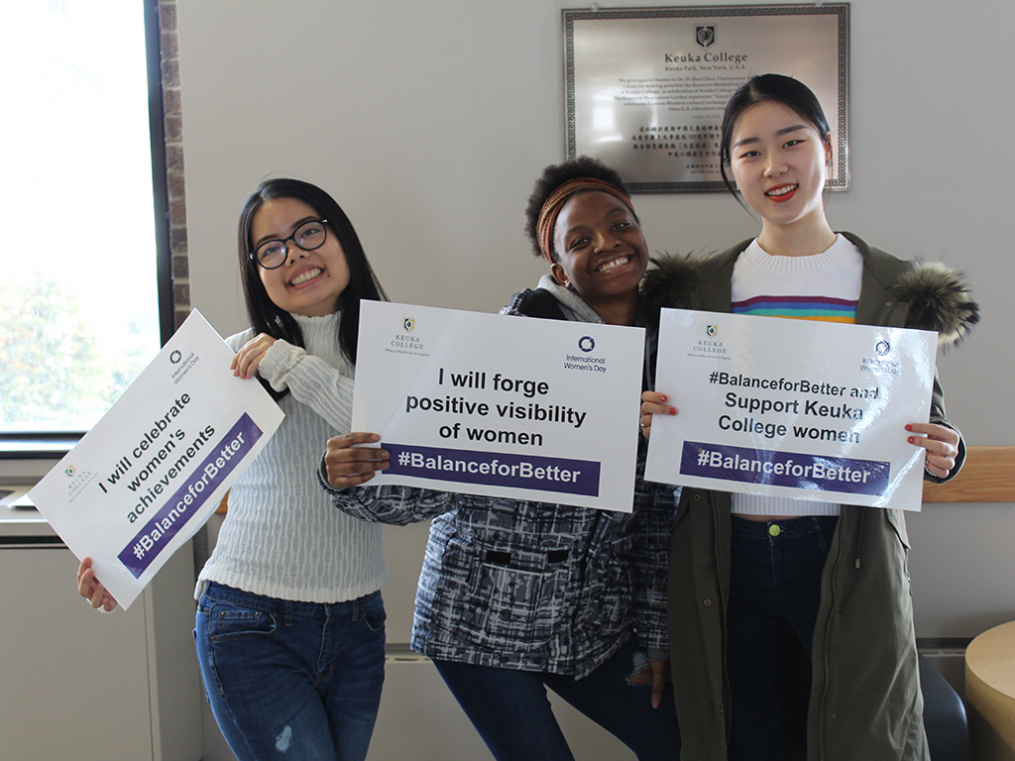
[[78, 178, 390, 761]]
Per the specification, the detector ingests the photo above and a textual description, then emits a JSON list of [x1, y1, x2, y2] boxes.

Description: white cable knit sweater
[[196, 311, 388, 603]]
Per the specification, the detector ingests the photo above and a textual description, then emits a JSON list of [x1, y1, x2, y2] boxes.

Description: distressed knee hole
[[275, 725, 293, 752]]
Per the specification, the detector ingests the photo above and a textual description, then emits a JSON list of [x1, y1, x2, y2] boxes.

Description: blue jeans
[[433, 635, 681, 761], [725, 515, 838, 761], [195, 583, 385, 761]]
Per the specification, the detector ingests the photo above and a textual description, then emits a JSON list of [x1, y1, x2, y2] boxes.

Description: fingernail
[[670, 408, 676, 415], [660, 395, 668, 402], [908, 437, 915, 444], [905, 424, 912, 431]]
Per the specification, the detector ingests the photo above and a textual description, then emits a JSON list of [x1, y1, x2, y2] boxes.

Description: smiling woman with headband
[[321, 157, 682, 761], [516, 163, 647, 328]]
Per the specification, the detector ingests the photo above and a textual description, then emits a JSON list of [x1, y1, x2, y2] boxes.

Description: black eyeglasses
[[250, 219, 329, 269]]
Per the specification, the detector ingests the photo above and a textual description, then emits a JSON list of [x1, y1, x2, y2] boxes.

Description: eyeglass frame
[[249, 218, 330, 270]]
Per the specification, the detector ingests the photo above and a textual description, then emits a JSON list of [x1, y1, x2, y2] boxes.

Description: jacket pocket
[[884, 508, 911, 550], [438, 537, 569, 652], [884, 508, 913, 590], [574, 534, 634, 641]]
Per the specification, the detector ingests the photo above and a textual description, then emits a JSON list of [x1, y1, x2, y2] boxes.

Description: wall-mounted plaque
[[563, 4, 849, 192]]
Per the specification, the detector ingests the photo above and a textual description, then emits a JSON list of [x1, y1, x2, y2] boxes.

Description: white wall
[[177, 0, 1015, 641]]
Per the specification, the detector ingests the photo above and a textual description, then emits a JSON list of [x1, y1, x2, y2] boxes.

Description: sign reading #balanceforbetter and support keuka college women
[[646, 309, 937, 511], [351, 301, 645, 512]]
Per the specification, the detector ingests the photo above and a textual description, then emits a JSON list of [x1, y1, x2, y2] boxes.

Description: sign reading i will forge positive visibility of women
[[29, 312, 284, 609], [645, 309, 938, 511], [351, 301, 645, 512]]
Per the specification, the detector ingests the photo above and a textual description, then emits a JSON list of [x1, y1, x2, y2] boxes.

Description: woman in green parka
[[639, 74, 979, 761]]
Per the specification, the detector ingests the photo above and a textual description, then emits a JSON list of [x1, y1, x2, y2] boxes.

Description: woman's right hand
[[77, 556, 118, 612], [640, 391, 678, 439], [324, 432, 390, 488], [231, 333, 277, 379]]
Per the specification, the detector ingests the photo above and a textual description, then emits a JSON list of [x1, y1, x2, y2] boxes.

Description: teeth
[[598, 256, 631, 272], [290, 268, 321, 285], [766, 184, 797, 197]]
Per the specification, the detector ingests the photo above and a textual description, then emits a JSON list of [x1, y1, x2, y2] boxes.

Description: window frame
[[0, 0, 174, 459]]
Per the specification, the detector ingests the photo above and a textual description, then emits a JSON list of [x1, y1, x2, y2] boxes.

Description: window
[[0, 0, 172, 443]]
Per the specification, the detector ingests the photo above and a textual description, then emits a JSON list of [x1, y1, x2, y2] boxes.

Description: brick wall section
[[158, 0, 191, 328]]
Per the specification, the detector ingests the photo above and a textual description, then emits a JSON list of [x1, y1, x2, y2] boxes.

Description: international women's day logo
[[564, 335, 606, 374]]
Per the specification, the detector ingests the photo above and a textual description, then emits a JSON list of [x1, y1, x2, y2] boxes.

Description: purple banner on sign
[[679, 440, 890, 496], [118, 413, 262, 578], [381, 442, 600, 497]]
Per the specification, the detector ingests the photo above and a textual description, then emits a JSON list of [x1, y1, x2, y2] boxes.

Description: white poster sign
[[29, 311, 284, 608], [645, 309, 937, 510], [352, 301, 645, 512]]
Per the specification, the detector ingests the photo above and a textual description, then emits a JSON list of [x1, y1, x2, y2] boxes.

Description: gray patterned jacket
[[322, 440, 676, 678], [320, 278, 679, 678]]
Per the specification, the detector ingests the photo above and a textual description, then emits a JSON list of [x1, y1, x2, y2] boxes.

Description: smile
[[765, 184, 798, 202], [289, 268, 322, 286], [596, 255, 632, 273]]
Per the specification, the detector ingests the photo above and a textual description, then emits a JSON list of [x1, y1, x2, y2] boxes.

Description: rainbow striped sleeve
[[732, 294, 857, 323]]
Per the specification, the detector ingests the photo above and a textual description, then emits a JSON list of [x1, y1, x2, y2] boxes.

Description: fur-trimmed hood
[[891, 261, 980, 345], [641, 253, 708, 327], [641, 245, 979, 347]]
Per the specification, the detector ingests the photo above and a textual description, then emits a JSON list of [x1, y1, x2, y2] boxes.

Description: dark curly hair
[[523, 157, 635, 262]]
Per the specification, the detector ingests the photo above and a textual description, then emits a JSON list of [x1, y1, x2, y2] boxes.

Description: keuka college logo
[[388, 317, 427, 355], [706, 325, 718, 337], [695, 25, 715, 49]]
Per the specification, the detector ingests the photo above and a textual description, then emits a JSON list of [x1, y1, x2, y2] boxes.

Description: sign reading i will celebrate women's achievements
[[645, 309, 938, 511], [29, 312, 284, 609]]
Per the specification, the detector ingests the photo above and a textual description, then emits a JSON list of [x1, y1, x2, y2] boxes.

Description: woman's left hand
[[907, 422, 960, 479], [77, 556, 119, 612], [231, 333, 277, 379]]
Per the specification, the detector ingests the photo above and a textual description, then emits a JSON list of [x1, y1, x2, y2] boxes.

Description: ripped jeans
[[433, 635, 681, 761], [195, 583, 385, 761]]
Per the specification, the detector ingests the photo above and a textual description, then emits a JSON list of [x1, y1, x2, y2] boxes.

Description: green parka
[[641, 233, 979, 761]]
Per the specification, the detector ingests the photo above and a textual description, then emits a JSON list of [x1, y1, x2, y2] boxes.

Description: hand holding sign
[[906, 422, 961, 479], [324, 432, 390, 487]]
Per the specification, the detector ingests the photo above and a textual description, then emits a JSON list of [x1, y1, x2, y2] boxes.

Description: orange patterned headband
[[535, 177, 636, 263]]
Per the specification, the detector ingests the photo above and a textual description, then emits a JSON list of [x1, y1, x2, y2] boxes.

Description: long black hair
[[719, 74, 832, 198], [237, 178, 387, 369]]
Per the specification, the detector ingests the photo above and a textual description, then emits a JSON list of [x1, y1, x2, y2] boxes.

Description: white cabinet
[[0, 503, 202, 761]]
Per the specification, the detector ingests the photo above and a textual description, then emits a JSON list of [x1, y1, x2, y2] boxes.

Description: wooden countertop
[[967, 620, 1015, 760]]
